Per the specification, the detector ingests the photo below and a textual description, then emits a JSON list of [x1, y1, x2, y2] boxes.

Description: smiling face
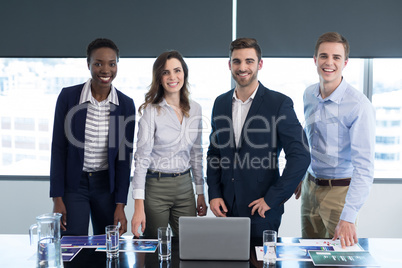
[[161, 58, 184, 96], [314, 42, 348, 91], [229, 48, 263, 90], [87, 47, 118, 91]]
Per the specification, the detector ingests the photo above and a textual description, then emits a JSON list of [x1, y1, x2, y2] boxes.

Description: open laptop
[[179, 216, 250, 261]]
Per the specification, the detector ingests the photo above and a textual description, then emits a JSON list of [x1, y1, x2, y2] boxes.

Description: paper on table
[[309, 250, 380, 266], [61, 235, 106, 248], [96, 239, 158, 253], [255, 243, 334, 262], [62, 247, 82, 262], [298, 239, 364, 251]]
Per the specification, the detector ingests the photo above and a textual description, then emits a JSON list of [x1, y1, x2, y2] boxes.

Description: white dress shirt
[[132, 98, 204, 199], [232, 85, 259, 147]]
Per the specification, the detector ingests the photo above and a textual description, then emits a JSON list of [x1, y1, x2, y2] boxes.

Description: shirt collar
[[232, 84, 259, 103], [79, 78, 119, 105], [314, 78, 347, 104], [158, 98, 169, 107]]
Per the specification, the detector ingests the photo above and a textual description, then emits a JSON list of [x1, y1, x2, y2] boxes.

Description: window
[[375, 153, 400, 161], [376, 136, 400, 145], [372, 59, 402, 178], [0, 58, 230, 176], [1, 57, 401, 181]]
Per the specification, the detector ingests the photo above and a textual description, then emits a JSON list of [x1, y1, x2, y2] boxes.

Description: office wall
[[237, 0, 402, 58], [3, 1, 402, 58], [1, 180, 401, 238], [0, 0, 232, 57]]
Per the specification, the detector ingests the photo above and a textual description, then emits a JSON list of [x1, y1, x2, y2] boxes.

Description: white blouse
[[132, 98, 204, 199]]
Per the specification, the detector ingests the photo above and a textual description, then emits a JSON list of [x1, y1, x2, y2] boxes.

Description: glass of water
[[105, 225, 119, 259], [158, 227, 172, 261], [263, 230, 277, 266]]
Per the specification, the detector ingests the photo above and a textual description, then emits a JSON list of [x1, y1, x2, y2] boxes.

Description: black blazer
[[49, 83, 135, 204], [207, 82, 310, 226]]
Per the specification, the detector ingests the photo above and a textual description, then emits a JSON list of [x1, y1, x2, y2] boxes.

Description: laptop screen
[[179, 216, 251, 261]]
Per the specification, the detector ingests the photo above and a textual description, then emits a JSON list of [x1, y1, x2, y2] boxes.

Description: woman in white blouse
[[131, 50, 208, 238]]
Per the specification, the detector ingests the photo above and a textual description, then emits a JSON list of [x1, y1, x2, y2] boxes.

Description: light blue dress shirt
[[304, 78, 376, 223]]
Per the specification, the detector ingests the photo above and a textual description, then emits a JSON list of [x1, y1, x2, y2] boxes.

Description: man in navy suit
[[50, 38, 135, 236], [207, 38, 310, 237]]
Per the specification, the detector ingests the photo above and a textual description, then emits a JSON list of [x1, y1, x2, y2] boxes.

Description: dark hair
[[314, 32, 350, 60], [86, 38, 120, 63], [230, 38, 262, 61], [139, 50, 190, 116]]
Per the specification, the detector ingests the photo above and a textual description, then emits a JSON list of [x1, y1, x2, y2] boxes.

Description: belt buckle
[[173, 172, 180, 177]]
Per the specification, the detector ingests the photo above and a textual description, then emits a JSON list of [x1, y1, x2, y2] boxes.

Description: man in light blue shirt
[[295, 32, 375, 248]]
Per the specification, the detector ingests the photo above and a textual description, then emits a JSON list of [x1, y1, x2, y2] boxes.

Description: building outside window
[[0, 57, 401, 180]]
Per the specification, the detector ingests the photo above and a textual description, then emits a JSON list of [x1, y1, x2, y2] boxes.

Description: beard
[[231, 71, 258, 88]]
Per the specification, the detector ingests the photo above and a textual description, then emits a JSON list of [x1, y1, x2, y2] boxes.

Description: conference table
[[1, 234, 401, 267]]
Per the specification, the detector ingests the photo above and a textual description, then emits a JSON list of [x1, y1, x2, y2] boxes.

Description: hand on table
[[333, 220, 358, 249], [131, 199, 146, 238], [114, 204, 127, 236]]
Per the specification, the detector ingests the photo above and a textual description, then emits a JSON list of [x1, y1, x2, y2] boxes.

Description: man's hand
[[332, 220, 358, 249], [209, 198, 227, 217], [196, 194, 208, 216], [114, 204, 127, 236], [52, 197, 67, 231], [131, 199, 146, 238], [248, 197, 270, 218], [294, 181, 303, 199]]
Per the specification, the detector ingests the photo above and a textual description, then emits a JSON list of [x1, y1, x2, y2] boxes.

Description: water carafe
[[29, 213, 64, 268]]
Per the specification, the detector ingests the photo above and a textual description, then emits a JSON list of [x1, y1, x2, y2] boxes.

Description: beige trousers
[[301, 174, 350, 238]]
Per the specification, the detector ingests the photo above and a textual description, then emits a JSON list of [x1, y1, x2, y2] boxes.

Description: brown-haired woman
[[131, 50, 207, 238]]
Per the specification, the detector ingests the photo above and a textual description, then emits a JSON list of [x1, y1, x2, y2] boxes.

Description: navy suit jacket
[[207, 83, 310, 229], [50, 83, 135, 204]]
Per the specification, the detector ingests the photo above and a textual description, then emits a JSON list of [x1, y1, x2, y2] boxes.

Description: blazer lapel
[[73, 103, 88, 164], [225, 89, 237, 151], [108, 103, 121, 161]]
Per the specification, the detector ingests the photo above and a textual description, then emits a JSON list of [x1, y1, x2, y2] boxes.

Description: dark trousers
[[230, 200, 282, 238], [62, 170, 115, 235]]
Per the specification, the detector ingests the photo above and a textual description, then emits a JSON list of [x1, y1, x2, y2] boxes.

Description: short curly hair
[[86, 38, 119, 63]]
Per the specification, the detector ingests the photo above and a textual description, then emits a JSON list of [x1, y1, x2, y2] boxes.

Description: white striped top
[[79, 79, 119, 172]]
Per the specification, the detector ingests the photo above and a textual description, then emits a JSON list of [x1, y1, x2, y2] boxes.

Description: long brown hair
[[139, 50, 190, 116]]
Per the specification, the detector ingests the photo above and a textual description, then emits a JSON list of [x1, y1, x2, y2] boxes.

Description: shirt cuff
[[132, 189, 145, 200], [340, 206, 358, 223], [195, 184, 204, 195]]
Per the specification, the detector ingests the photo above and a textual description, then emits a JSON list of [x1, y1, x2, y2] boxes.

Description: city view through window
[[0, 58, 400, 179]]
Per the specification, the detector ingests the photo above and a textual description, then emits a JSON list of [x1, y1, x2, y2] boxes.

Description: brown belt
[[307, 173, 351, 186]]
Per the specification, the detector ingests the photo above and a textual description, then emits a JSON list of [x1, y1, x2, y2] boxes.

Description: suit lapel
[[108, 103, 121, 161], [224, 89, 234, 120], [225, 89, 237, 151], [74, 103, 88, 164]]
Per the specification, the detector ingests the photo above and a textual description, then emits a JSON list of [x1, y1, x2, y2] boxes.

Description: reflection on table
[[1, 235, 402, 267]]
